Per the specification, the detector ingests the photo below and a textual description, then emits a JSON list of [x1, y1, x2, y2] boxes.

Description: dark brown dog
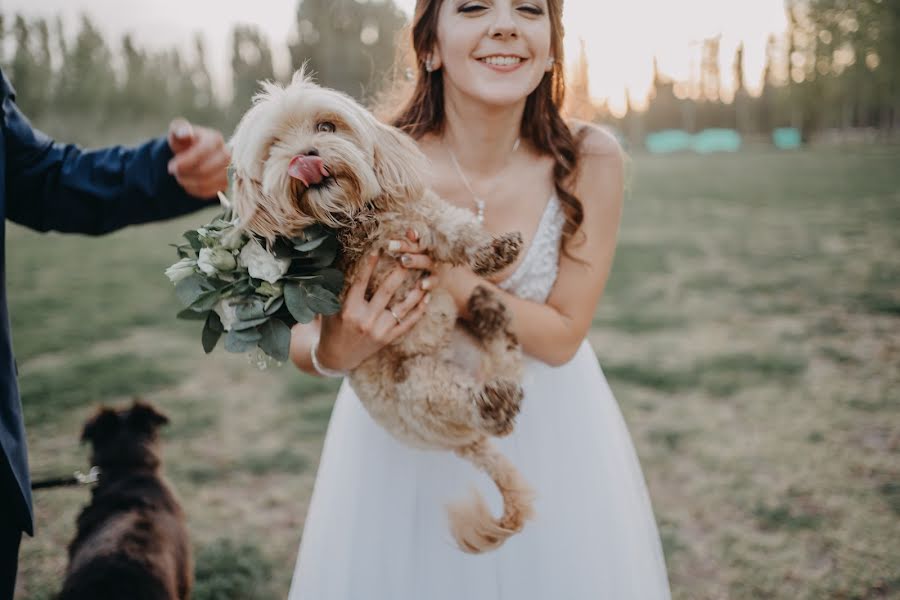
[[58, 400, 192, 600]]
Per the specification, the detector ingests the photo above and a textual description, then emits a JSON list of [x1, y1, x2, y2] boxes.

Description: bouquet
[[165, 193, 343, 366]]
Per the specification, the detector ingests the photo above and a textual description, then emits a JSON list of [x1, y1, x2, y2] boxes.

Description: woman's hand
[[313, 232, 434, 372]]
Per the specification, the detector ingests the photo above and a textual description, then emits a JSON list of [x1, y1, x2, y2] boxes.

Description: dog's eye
[[317, 121, 336, 134]]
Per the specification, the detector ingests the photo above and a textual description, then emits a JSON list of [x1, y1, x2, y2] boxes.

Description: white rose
[[219, 227, 247, 250], [213, 298, 240, 332], [239, 239, 290, 284], [198, 247, 237, 275], [164, 258, 196, 284]]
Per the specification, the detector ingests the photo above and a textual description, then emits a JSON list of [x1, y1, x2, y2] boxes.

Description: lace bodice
[[497, 195, 565, 303]]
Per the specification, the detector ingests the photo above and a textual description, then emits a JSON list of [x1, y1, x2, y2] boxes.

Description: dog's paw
[[466, 286, 512, 338], [475, 379, 523, 437], [471, 232, 523, 276]]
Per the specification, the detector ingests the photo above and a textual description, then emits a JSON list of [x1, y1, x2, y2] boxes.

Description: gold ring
[[389, 308, 402, 325]]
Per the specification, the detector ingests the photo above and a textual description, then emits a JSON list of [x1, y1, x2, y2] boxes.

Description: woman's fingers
[[346, 252, 379, 305], [386, 294, 431, 343], [398, 253, 434, 271], [367, 267, 408, 314], [388, 239, 422, 256], [390, 287, 426, 320]]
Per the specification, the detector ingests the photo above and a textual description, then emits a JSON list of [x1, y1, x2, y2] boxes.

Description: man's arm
[[2, 75, 226, 235]]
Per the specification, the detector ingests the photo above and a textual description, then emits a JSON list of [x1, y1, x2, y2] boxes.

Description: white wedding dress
[[288, 196, 671, 599]]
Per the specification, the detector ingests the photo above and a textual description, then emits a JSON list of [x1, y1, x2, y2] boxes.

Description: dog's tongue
[[288, 155, 328, 187]]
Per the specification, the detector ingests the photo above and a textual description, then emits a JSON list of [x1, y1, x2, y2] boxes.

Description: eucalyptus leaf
[[183, 230, 202, 251], [230, 327, 263, 342], [190, 290, 221, 313], [290, 268, 344, 294], [264, 296, 285, 315], [259, 319, 292, 362], [303, 283, 341, 315], [177, 308, 210, 320], [232, 316, 270, 331], [284, 282, 316, 324], [236, 298, 266, 321], [202, 312, 223, 353], [293, 235, 327, 252], [175, 274, 208, 307], [224, 330, 257, 353]]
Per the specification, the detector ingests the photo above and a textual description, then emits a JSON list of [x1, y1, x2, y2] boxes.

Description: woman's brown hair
[[384, 0, 586, 255]]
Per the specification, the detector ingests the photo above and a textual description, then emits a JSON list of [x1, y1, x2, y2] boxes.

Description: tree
[[564, 39, 601, 122], [230, 24, 276, 121], [288, 0, 406, 102], [56, 15, 116, 116]]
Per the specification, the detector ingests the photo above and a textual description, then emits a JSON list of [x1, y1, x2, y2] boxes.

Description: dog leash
[[31, 466, 101, 490]]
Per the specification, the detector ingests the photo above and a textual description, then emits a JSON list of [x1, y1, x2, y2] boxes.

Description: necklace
[[446, 137, 520, 224]]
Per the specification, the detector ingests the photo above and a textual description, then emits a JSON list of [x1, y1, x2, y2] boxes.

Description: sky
[[4, 0, 789, 116]]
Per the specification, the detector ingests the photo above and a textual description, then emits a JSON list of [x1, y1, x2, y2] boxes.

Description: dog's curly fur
[[59, 400, 192, 600], [229, 71, 534, 553]]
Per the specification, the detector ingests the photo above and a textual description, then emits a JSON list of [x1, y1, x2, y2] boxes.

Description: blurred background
[[3, 0, 898, 598]]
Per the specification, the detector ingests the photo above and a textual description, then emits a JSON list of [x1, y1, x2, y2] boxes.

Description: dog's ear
[[232, 174, 279, 243], [127, 399, 170, 435], [372, 123, 428, 207], [81, 407, 121, 445]]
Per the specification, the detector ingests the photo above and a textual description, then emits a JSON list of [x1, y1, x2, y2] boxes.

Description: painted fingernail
[[420, 277, 432, 290], [411, 228, 420, 241], [388, 240, 402, 253], [424, 292, 432, 304], [400, 255, 412, 267], [176, 124, 193, 139]]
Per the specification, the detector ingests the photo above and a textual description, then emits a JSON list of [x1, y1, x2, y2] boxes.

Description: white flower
[[198, 247, 237, 275], [165, 258, 196, 284], [219, 227, 247, 250], [239, 239, 290, 284], [213, 298, 240, 332]]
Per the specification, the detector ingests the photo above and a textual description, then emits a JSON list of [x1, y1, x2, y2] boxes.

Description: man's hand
[[166, 118, 230, 200]]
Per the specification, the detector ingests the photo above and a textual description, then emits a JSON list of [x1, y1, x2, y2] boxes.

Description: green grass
[[12, 145, 900, 600]]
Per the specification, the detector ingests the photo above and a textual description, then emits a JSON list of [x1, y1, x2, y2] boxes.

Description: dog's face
[[229, 70, 429, 241], [81, 399, 169, 471]]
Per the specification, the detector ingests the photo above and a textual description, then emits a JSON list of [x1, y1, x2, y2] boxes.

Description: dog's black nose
[[303, 148, 319, 157]]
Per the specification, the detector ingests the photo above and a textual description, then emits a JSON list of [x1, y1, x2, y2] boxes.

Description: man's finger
[[167, 119, 195, 154], [176, 151, 231, 184], [168, 132, 220, 176]]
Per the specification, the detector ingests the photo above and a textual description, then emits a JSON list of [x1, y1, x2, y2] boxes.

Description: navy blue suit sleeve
[[2, 82, 210, 235]]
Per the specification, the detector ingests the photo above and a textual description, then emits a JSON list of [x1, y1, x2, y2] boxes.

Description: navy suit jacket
[[0, 68, 210, 535]]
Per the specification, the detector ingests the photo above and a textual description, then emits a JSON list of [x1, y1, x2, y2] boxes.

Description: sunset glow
[[6, 0, 789, 116]]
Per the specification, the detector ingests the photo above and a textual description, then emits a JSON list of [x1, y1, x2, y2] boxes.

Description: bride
[[286, 0, 671, 597]]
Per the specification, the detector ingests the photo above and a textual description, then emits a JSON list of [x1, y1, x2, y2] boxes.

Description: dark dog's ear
[[81, 407, 121, 445], [126, 399, 170, 435]]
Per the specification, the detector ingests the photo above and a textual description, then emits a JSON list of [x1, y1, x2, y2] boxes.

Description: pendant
[[475, 198, 485, 224]]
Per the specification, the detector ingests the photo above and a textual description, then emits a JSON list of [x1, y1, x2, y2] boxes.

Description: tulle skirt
[[288, 341, 671, 599]]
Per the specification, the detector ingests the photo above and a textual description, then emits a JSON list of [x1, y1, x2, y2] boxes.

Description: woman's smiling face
[[434, 0, 554, 108]]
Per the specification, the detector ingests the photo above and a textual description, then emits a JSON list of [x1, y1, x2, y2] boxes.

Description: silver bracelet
[[310, 340, 346, 378]]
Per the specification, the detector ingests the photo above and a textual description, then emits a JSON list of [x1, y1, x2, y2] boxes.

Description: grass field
[[11, 145, 900, 599]]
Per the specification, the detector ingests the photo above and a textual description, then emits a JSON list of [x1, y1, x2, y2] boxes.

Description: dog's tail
[[448, 437, 534, 553]]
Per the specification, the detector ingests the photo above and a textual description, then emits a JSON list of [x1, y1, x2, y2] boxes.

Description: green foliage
[[169, 209, 343, 362], [193, 539, 276, 600]]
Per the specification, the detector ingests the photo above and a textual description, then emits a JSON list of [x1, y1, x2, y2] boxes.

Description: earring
[[425, 56, 435, 73], [546, 56, 555, 71]]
